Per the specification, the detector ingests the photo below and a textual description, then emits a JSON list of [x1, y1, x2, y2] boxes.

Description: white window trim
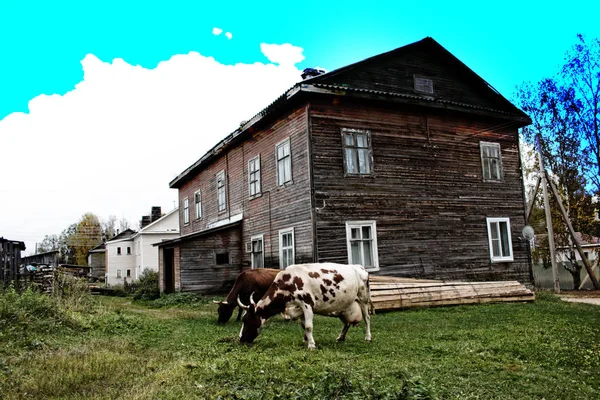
[[116, 269, 122, 278], [341, 127, 374, 176], [248, 155, 261, 197], [250, 234, 264, 269], [117, 247, 121, 255], [345, 220, 380, 272], [480, 141, 504, 182], [275, 138, 292, 187], [216, 170, 227, 213], [183, 197, 190, 225], [486, 217, 514, 262], [279, 227, 295, 269], [194, 190, 202, 220], [414, 75, 434, 94]]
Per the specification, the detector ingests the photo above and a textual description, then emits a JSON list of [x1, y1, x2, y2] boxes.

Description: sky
[[1, 1, 599, 255]]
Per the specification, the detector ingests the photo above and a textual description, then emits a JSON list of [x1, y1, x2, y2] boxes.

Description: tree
[[517, 35, 600, 289], [68, 213, 103, 266], [102, 215, 118, 240], [37, 234, 60, 253], [118, 217, 131, 233]]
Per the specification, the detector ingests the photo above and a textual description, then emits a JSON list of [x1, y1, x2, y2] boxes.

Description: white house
[[105, 228, 137, 286], [132, 208, 179, 279]]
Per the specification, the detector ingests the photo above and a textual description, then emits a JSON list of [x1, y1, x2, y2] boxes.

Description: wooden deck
[[369, 276, 535, 311]]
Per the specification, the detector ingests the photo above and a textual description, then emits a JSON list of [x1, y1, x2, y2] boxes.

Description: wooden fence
[[1, 237, 26, 286]]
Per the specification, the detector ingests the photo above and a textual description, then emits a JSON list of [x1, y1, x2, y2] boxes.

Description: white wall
[[105, 239, 136, 286], [133, 210, 179, 280]]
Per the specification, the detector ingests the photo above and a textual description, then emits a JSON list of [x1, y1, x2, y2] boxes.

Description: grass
[[1, 290, 599, 399]]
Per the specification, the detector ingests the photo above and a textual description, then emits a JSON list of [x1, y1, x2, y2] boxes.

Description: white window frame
[[126, 247, 131, 255], [276, 138, 292, 186], [194, 190, 202, 219], [345, 220, 380, 272], [341, 128, 373, 176], [183, 197, 189, 225], [480, 142, 504, 182], [414, 76, 434, 94], [126, 269, 131, 278], [486, 217, 514, 262], [116, 269, 122, 278], [250, 234, 264, 269], [279, 228, 295, 269], [117, 247, 121, 255], [248, 155, 261, 197], [216, 170, 227, 212]]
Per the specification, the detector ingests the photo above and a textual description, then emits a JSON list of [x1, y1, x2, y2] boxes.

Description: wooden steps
[[369, 276, 535, 311]]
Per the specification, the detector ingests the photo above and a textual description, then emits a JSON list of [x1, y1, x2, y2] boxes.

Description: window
[[279, 228, 295, 269], [248, 156, 261, 197], [194, 190, 202, 219], [183, 197, 190, 224], [251, 235, 264, 269], [117, 247, 121, 255], [480, 142, 503, 182], [215, 252, 230, 265], [486, 217, 513, 262], [116, 270, 122, 278], [342, 128, 372, 175], [217, 170, 227, 212], [276, 139, 292, 186], [414, 76, 434, 94], [345, 221, 379, 271], [126, 247, 131, 255], [126, 269, 131, 278]]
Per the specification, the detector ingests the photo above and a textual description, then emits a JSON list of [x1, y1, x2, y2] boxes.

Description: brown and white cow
[[213, 268, 280, 324], [237, 263, 372, 349]]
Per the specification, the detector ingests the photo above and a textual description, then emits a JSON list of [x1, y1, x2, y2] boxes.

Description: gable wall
[[309, 97, 531, 282]]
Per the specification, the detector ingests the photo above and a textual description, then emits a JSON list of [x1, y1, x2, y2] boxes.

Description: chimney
[[151, 206, 162, 222], [141, 216, 152, 228], [301, 68, 325, 80]]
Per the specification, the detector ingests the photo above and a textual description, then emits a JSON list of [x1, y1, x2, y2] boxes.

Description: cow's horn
[[213, 300, 228, 305], [237, 295, 250, 310], [250, 292, 257, 306]]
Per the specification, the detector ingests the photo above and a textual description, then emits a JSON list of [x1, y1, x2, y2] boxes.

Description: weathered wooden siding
[[177, 106, 313, 279], [317, 42, 511, 113], [309, 98, 531, 283], [178, 226, 243, 293]]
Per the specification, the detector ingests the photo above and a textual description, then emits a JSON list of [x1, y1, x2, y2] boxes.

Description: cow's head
[[237, 295, 265, 344], [213, 300, 235, 324]]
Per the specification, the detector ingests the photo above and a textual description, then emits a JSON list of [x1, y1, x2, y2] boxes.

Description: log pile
[[369, 276, 535, 311]]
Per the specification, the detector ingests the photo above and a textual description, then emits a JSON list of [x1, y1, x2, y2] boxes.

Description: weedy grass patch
[[1, 290, 599, 399]]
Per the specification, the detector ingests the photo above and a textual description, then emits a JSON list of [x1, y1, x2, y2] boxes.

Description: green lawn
[[1, 292, 599, 399]]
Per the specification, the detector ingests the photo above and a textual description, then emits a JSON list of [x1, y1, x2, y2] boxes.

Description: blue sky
[[1, 0, 599, 253], [3, 0, 600, 120]]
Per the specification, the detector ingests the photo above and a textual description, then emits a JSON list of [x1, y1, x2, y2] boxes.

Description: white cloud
[[225, 32, 232, 40], [212, 27, 223, 36], [0, 44, 304, 254], [260, 43, 305, 66]]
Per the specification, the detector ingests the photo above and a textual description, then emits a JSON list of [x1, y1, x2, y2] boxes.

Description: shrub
[[150, 292, 204, 307], [132, 269, 160, 301]]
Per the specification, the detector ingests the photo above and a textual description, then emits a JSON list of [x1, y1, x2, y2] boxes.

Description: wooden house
[[157, 37, 532, 294], [87, 243, 106, 279]]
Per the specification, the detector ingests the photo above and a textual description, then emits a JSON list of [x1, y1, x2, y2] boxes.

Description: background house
[[105, 228, 136, 286], [22, 250, 60, 267], [158, 37, 532, 294], [132, 207, 179, 279], [87, 243, 106, 279]]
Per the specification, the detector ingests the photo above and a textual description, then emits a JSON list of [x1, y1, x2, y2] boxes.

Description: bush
[[132, 269, 160, 301], [150, 292, 204, 307]]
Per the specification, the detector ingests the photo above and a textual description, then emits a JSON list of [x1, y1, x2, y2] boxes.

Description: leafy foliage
[[132, 269, 160, 301], [149, 291, 205, 307]]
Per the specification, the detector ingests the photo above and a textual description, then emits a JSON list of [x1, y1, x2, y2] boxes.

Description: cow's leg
[[302, 305, 316, 349], [300, 316, 308, 342], [336, 319, 351, 342], [236, 306, 244, 321], [358, 301, 372, 342]]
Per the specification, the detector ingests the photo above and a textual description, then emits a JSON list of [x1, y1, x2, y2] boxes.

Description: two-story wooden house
[[157, 37, 532, 294]]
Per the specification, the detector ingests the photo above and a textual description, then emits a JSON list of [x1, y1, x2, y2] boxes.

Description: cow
[[237, 263, 372, 349], [213, 268, 280, 324]]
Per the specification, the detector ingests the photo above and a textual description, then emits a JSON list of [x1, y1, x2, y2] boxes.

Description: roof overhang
[[154, 214, 242, 248]]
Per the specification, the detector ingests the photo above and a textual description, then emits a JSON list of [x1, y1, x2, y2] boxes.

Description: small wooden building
[[158, 37, 532, 294], [87, 243, 106, 279], [22, 250, 60, 267], [1, 237, 26, 285]]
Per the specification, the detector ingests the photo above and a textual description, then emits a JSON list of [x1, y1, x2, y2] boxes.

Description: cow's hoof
[[365, 337, 372, 343], [308, 344, 317, 350], [336, 336, 346, 342]]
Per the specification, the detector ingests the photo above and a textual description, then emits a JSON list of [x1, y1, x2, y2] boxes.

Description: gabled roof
[[170, 37, 531, 189], [88, 242, 106, 254], [133, 208, 179, 237], [106, 228, 137, 243]]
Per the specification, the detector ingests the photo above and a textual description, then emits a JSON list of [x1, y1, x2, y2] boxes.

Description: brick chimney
[[151, 206, 162, 222]]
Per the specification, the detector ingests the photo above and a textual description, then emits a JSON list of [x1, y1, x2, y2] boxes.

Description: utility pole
[[536, 135, 560, 293]]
